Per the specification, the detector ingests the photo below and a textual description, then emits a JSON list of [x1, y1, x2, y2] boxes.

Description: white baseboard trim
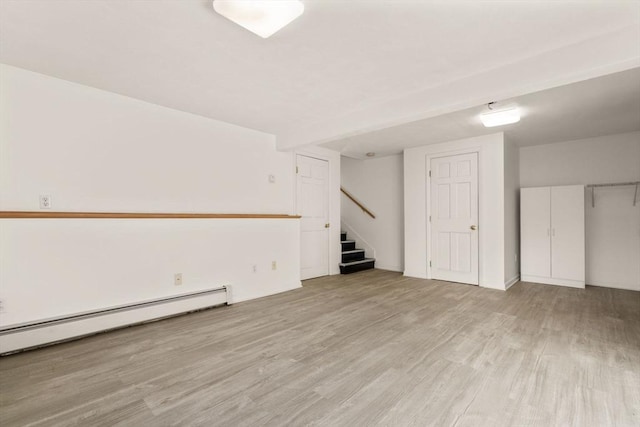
[[504, 275, 520, 290], [403, 270, 428, 279], [375, 264, 403, 273], [0, 287, 229, 355], [586, 282, 640, 292], [521, 275, 585, 289], [480, 283, 506, 291], [232, 281, 302, 303]]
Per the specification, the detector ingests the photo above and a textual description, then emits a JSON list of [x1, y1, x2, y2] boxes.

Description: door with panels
[[297, 154, 330, 280], [429, 152, 479, 285], [521, 185, 585, 288]]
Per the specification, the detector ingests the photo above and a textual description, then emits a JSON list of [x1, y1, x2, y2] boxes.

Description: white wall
[[520, 132, 640, 291], [0, 64, 301, 327], [504, 137, 520, 288], [341, 155, 404, 272], [404, 133, 508, 290], [0, 219, 300, 325]]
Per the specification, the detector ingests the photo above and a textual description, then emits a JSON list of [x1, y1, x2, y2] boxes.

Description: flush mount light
[[480, 103, 521, 127], [213, 0, 304, 38]]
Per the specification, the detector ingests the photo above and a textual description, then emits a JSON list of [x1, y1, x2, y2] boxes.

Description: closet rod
[[585, 182, 639, 188], [586, 181, 639, 207]]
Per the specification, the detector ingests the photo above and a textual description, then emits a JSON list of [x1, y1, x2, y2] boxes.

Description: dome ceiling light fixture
[[480, 102, 521, 127], [213, 0, 305, 38]]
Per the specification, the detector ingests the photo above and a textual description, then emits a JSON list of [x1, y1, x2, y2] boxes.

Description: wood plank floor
[[1, 270, 639, 426]]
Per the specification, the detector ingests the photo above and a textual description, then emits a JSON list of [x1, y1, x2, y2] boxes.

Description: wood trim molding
[[0, 211, 301, 219]]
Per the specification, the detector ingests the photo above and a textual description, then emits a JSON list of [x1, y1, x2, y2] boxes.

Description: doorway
[[429, 152, 479, 285], [297, 154, 330, 280]]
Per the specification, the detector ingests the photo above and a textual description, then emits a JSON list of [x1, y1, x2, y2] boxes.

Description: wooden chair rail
[[0, 211, 300, 219]]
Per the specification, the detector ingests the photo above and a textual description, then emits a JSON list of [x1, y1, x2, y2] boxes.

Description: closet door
[[521, 187, 551, 278], [551, 186, 585, 282]]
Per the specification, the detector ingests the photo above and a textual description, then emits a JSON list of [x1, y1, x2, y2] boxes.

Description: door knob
[[325, 223, 330, 228], [470, 225, 477, 230]]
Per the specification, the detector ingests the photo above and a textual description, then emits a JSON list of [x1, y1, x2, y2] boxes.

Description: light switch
[[268, 174, 276, 183]]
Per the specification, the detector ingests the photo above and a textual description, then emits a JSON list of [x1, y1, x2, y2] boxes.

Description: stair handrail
[[340, 187, 376, 219]]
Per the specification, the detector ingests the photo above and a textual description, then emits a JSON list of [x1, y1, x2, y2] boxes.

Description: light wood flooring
[[1, 270, 639, 426]]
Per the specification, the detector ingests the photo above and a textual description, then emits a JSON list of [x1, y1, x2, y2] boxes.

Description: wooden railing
[[0, 212, 300, 219], [340, 187, 376, 219]]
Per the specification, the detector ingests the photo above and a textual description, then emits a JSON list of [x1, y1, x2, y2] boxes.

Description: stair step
[[341, 249, 365, 263], [339, 258, 375, 266], [339, 258, 375, 274], [341, 240, 356, 251]]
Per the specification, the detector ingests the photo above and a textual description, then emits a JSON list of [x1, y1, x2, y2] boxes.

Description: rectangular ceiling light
[[480, 107, 521, 127], [213, 0, 304, 38]]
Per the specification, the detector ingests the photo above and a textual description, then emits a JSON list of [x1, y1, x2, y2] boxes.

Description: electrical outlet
[[39, 195, 52, 209], [174, 273, 182, 286], [252, 265, 257, 273], [272, 261, 277, 270]]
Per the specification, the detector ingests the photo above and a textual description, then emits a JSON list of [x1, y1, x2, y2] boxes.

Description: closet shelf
[[586, 181, 639, 207]]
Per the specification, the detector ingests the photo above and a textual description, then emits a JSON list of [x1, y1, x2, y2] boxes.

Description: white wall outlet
[[39, 195, 52, 209], [174, 273, 183, 286], [268, 174, 276, 183], [272, 261, 277, 270], [252, 265, 257, 273]]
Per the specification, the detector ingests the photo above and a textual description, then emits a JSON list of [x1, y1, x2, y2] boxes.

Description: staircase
[[340, 231, 375, 274]]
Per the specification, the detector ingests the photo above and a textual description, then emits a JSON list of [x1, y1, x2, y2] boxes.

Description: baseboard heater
[[0, 286, 231, 355]]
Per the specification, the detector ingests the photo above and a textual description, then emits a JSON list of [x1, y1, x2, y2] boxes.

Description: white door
[[297, 155, 329, 280], [551, 186, 585, 281], [521, 187, 552, 278], [430, 153, 479, 285]]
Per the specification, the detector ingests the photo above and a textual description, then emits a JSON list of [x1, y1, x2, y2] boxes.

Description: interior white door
[[297, 155, 329, 280], [521, 187, 552, 278], [551, 186, 585, 281], [430, 152, 478, 285]]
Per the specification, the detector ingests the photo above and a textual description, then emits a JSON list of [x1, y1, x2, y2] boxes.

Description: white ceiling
[[324, 67, 640, 158], [1, 0, 639, 151]]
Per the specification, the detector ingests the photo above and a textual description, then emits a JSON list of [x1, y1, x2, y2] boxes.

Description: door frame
[[425, 147, 482, 282], [294, 151, 336, 278]]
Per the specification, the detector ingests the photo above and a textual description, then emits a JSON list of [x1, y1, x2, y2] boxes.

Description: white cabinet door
[[551, 186, 585, 282], [521, 187, 551, 278]]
